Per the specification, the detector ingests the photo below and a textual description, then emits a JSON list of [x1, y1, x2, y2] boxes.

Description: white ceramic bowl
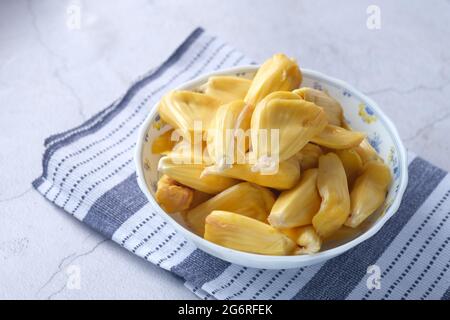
[[135, 66, 408, 269]]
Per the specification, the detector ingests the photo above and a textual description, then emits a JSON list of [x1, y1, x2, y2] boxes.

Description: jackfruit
[[293, 88, 343, 126], [170, 138, 212, 165], [296, 143, 324, 170], [211, 156, 301, 190], [158, 156, 238, 194], [158, 91, 221, 138], [311, 125, 365, 149], [200, 76, 251, 104], [189, 190, 213, 209], [155, 175, 194, 213], [336, 124, 379, 163], [250, 91, 328, 170], [186, 182, 275, 235], [151, 129, 177, 155], [312, 153, 351, 238], [204, 210, 297, 255], [294, 226, 322, 254], [345, 160, 392, 228], [341, 119, 353, 131], [268, 169, 321, 228], [354, 139, 380, 164], [205, 100, 251, 171], [281, 226, 322, 254], [244, 54, 302, 108], [336, 148, 363, 186]]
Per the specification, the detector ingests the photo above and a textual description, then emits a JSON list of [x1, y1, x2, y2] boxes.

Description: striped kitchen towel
[[33, 27, 450, 300]]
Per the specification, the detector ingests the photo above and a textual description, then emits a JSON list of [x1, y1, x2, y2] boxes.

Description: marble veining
[[0, 0, 449, 299]]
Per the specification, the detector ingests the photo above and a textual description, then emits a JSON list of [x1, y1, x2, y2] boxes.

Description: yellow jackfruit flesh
[[186, 182, 275, 235], [158, 91, 221, 138], [354, 139, 380, 164], [311, 125, 365, 149], [212, 156, 301, 190], [295, 226, 322, 254], [206, 100, 251, 172], [345, 160, 392, 228], [295, 143, 324, 170], [251, 91, 328, 168], [200, 76, 251, 104], [336, 124, 379, 163], [155, 175, 194, 213], [336, 148, 363, 186], [151, 129, 177, 155], [244, 54, 302, 108], [341, 120, 352, 131], [268, 169, 321, 228], [293, 88, 343, 126], [204, 210, 297, 255], [189, 190, 213, 209], [169, 139, 212, 166], [312, 153, 351, 238], [158, 156, 238, 194], [152, 53, 392, 256], [281, 226, 322, 254]]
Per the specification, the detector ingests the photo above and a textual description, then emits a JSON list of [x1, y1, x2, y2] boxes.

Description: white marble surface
[[0, 0, 449, 299]]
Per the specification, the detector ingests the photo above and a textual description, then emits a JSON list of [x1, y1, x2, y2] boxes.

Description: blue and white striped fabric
[[33, 28, 450, 300]]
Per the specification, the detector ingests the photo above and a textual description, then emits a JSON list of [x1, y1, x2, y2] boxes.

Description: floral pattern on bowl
[[135, 66, 408, 269]]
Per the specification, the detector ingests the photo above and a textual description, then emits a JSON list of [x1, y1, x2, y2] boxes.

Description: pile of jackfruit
[[152, 54, 392, 256]]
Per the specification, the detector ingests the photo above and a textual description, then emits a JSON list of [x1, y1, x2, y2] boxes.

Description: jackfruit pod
[[312, 153, 351, 238], [200, 76, 251, 104], [244, 54, 302, 108], [211, 156, 301, 190], [338, 124, 380, 163], [251, 91, 328, 168], [151, 129, 178, 155], [186, 182, 275, 235], [206, 100, 251, 171], [293, 88, 343, 126], [310, 125, 365, 149], [354, 139, 380, 164], [158, 91, 221, 138], [295, 143, 324, 170], [155, 175, 194, 213], [189, 190, 213, 210], [169, 139, 213, 166], [281, 226, 322, 254], [268, 169, 321, 228], [336, 148, 363, 186], [204, 211, 297, 255], [158, 156, 238, 194], [341, 119, 353, 131], [345, 160, 392, 228]]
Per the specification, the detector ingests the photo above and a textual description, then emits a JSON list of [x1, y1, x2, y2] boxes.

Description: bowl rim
[[134, 65, 409, 265]]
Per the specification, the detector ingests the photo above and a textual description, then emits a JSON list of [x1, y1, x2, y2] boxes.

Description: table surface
[[1, 0, 449, 299]]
